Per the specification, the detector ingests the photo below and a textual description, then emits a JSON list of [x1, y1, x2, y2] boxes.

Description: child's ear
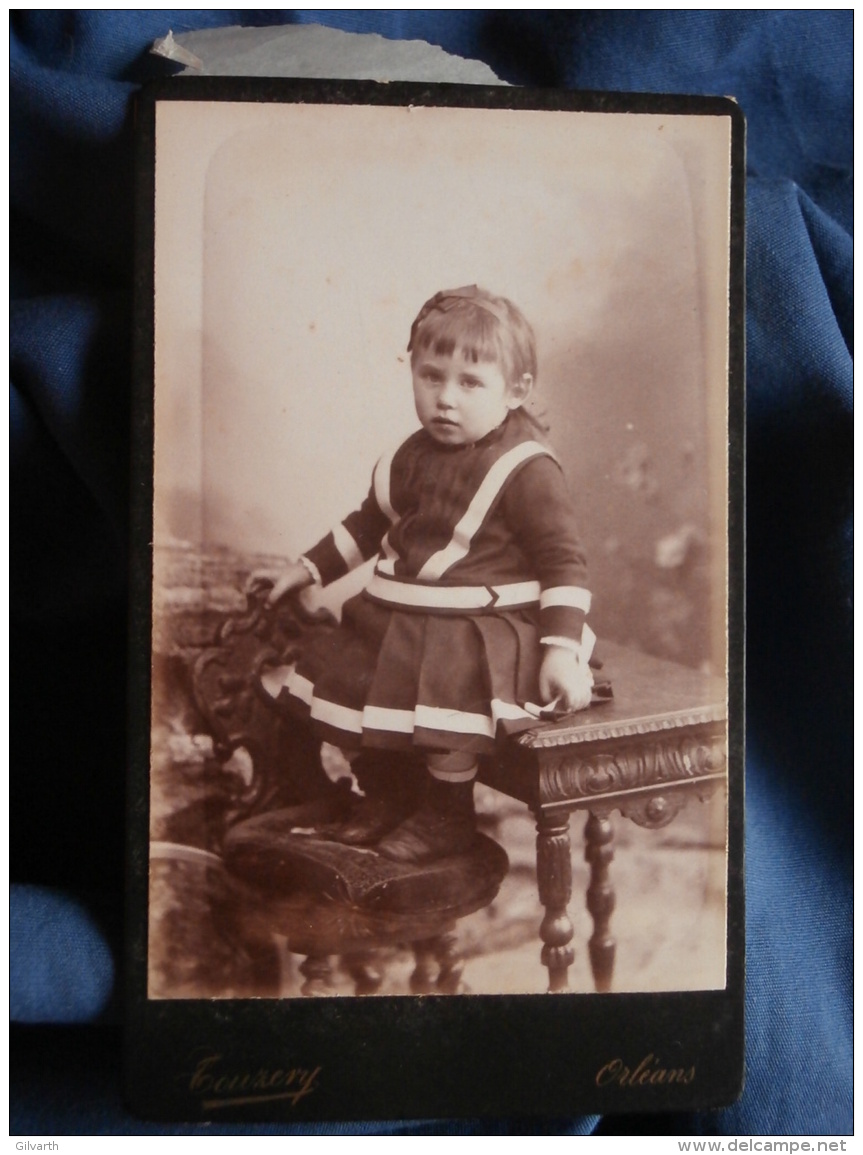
[[506, 373, 533, 409]]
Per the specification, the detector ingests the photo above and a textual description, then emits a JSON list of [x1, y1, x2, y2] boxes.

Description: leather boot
[[316, 751, 424, 846], [376, 776, 478, 864]]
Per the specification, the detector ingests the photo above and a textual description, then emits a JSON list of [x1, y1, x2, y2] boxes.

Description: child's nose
[[437, 378, 458, 407]]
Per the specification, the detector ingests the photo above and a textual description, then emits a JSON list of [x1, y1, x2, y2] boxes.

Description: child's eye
[[461, 377, 483, 389]]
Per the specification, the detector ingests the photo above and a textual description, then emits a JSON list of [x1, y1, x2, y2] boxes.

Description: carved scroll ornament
[[539, 730, 726, 809]]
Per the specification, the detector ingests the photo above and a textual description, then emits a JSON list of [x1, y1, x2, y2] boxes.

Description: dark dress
[[280, 410, 596, 754]]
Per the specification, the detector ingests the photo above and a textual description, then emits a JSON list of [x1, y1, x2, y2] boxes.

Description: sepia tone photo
[[147, 93, 733, 1004]]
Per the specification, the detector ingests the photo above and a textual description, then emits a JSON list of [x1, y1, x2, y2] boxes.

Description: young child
[[258, 286, 598, 865]]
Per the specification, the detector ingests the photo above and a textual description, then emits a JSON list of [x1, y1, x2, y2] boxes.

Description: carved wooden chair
[[188, 586, 509, 996]]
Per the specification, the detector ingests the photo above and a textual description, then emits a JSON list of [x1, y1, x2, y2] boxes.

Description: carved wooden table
[[480, 642, 727, 994]]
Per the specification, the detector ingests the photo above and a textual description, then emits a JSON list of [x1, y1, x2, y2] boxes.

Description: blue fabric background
[[10, 10, 852, 1136]]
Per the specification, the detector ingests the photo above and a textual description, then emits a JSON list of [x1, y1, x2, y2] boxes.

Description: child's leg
[[376, 751, 478, 864], [316, 747, 425, 845], [426, 751, 479, 783]]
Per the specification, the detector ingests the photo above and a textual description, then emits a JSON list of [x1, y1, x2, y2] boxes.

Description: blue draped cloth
[[10, 10, 852, 1136]]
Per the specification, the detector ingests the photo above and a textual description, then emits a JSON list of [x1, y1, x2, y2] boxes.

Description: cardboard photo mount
[[128, 78, 745, 1122]]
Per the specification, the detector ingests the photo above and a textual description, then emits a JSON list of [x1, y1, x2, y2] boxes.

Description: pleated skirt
[[278, 591, 544, 755]]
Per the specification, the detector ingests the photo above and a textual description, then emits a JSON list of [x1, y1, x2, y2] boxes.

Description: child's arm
[[250, 455, 395, 603], [504, 456, 595, 713]]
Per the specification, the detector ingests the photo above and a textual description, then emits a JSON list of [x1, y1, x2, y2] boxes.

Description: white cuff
[[541, 635, 584, 658], [298, 555, 322, 586], [541, 624, 597, 663]]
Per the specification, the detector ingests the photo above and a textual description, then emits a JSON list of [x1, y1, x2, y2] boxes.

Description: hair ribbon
[[407, 286, 511, 352]]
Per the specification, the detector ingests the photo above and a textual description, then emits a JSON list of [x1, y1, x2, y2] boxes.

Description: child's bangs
[[414, 307, 507, 370]]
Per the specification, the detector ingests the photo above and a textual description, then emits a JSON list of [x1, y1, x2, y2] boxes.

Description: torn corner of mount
[[147, 24, 506, 84], [150, 30, 203, 71]]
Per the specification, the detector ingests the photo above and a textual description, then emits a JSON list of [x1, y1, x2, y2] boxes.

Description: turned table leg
[[535, 811, 575, 992], [584, 812, 616, 992]]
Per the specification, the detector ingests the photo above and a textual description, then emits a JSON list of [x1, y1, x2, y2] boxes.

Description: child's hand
[[246, 561, 314, 607], [539, 645, 593, 713]]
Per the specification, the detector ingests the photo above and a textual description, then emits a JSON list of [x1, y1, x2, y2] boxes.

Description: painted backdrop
[[154, 100, 730, 669]]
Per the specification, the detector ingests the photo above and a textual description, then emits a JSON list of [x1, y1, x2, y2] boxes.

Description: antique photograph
[[146, 91, 733, 1004]]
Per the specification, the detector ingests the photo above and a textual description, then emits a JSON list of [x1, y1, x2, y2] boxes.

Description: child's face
[[412, 348, 528, 446]]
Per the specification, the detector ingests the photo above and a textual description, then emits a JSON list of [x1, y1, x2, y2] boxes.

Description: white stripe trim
[[373, 451, 398, 523], [417, 441, 553, 580], [362, 705, 416, 733], [372, 450, 400, 574], [332, 523, 364, 571], [286, 670, 314, 705], [366, 574, 540, 611], [415, 704, 495, 739], [310, 696, 364, 734], [540, 585, 592, 613], [287, 686, 498, 742], [285, 676, 413, 738], [376, 533, 399, 575], [285, 680, 539, 742]]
